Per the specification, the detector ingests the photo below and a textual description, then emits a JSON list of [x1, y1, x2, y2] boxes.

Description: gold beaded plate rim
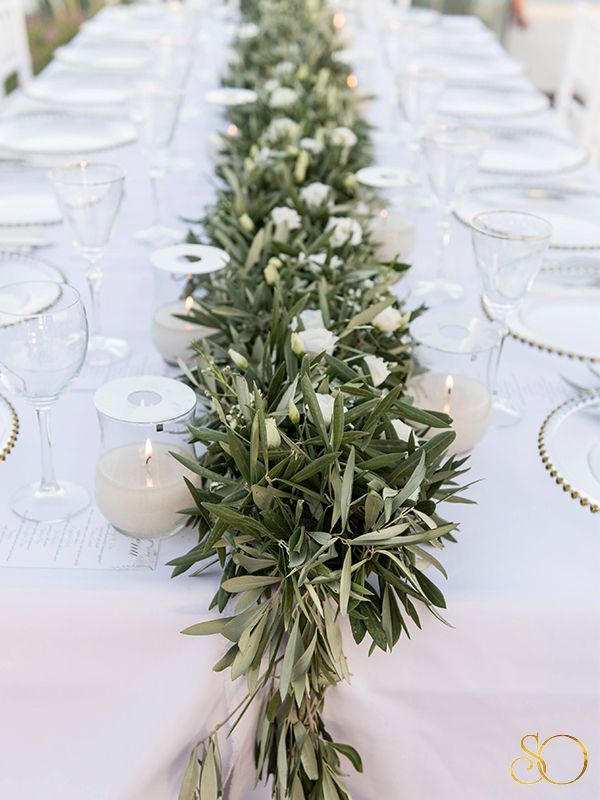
[[0, 393, 19, 462], [482, 299, 599, 363], [538, 390, 600, 514]]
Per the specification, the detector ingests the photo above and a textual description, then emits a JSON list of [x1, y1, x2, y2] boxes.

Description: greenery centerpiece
[[171, 1, 468, 797]]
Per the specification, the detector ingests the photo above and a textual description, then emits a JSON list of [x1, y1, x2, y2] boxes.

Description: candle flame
[[346, 73, 359, 90], [185, 295, 194, 312], [380, 208, 389, 220], [333, 11, 346, 29], [227, 123, 238, 137], [443, 375, 453, 416]]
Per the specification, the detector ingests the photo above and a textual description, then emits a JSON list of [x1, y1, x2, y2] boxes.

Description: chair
[[555, 3, 600, 159], [0, 0, 31, 97]]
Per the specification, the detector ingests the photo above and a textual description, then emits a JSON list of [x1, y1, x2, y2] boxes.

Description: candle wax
[[151, 300, 217, 365], [408, 372, 491, 455], [370, 211, 416, 262], [95, 441, 198, 539]]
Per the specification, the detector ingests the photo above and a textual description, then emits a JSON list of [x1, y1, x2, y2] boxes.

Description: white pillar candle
[[95, 440, 197, 539], [370, 209, 416, 262], [151, 297, 218, 365], [408, 372, 492, 454]]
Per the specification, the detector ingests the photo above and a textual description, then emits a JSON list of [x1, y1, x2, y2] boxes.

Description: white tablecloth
[[1, 7, 599, 799]]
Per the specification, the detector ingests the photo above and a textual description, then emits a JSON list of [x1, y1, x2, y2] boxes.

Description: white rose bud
[[288, 399, 300, 425], [372, 306, 404, 334], [364, 355, 391, 387], [228, 348, 249, 370], [315, 393, 335, 425], [265, 417, 281, 448], [291, 332, 305, 356], [270, 87, 298, 109], [239, 213, 255, 233], [295, 150, 310, 183], [264, 263, 280, 285], [268, 256, 283, 269]]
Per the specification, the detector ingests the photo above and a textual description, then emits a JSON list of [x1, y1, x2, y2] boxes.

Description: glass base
[[134, 224, 185, 248], [410, 277, 464, 305], [87, 335, 130, 368], [492, 395, 522, 427], [112, 523, 183, 541], [11, 480, 89, 524]]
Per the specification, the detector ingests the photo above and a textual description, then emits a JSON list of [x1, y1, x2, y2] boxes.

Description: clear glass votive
[[94, 375, 198, 540], [408, 310, 502, 454], [150, 243, 230, 365]]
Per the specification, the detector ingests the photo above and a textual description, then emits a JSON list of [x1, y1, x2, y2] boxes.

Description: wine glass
[[394, 64, 445, 195], [131, 83, 185, 248], [471, 210, 553, 424], [0, 281, 89, 522], [414, 124, 488, 304], [49, 162, 127, 368]]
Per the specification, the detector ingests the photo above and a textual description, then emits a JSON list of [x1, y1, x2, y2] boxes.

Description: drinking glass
[[131, 83, 185, 248], [49, 162, 127, 367], [471, 210, 553, 423], [413, 124, 487, 304], [0, 282, 89, 522], [394, 64, 445, 194]]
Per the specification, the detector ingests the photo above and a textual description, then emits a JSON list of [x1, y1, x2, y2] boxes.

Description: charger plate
[[0, 112, 135, 155], [539, 391, 600, 514], [0, 164, 61, 226], [0, 393, 19, 461], [441, 82, 549, 120], [480, 129, 587, 176]]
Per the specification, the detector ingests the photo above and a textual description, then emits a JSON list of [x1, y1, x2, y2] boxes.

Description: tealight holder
[[94, 376, 197, 540], [356, 167, 418, 263], [150, 243, 229, 365], [408, 310, 501, 454]]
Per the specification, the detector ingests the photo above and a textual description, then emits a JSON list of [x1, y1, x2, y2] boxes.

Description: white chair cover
[[0, 0, 31, 96]]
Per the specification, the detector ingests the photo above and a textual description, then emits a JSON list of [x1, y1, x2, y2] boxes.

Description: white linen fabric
[[0, 6, 599, 800]]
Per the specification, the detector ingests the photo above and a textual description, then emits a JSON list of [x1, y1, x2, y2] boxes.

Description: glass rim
[[0, 281, 80, 318], [470, 209, 553, 242], [48, 161, 125, 186]]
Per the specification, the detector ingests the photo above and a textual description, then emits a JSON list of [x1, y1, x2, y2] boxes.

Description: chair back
[[0, 0, 31, 96]]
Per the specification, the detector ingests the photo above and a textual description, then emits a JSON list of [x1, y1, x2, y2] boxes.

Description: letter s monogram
[[510, 734, 546, 785]]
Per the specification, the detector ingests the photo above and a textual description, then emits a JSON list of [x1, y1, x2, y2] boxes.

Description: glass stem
[[150, 168, 165, 228], [436, 207, 451, 278], [36, 406, 59, 493], [85, 258, 104, 340], [490, 327, 509, 398]]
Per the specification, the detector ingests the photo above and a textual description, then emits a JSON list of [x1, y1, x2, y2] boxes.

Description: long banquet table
[[0, 5, 599, 799]]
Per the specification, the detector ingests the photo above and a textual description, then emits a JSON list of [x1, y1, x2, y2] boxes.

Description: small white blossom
[[265, 418, 281, 448], [326, 216, 363, 248], [255, 147, 278, 165], [299, 137, 324, 155], [299, 309, 325, 329], [329, 126, 358, 148], [372, 306, 404, 334], [391, 419, 413, 441], [271, 206, 302, 232], [299, 181, 330, 208], [315, 393, 335, 425], [264, 78, 280, 93], [266, 117, 300, 144], [275, 60, 295, 77], [297, 327, 338, 357], [270, 87, 299, 109], [364, 355, 390, 387]]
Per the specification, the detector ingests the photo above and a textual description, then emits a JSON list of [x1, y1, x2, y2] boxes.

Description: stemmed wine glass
[[394, 64, 445, 197], [471, 210, 553, 424], [414, 124, 488, 304], [131, 83, 185, 248], [0, 282, 89, 522], [49, 162, 127, 367]]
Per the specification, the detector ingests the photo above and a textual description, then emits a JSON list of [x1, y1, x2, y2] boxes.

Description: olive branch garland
[[172, 1, 471, 798]]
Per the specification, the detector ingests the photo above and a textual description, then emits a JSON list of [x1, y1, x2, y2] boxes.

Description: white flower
[[364, 355, 390, 387], [275, 60, 295, 77], [299, 137, 324, 155], [264, 78, 280, 93], [254, 147, 278, 166], [329, 126, 358, 148], [265, 418, 281, 448], [266, 117, 300, 144], [297, 327, 338, 357], [315, 393, 335, 425], [326, 216, 363, 248], [271, 206, 302, 232], [391, 419, 413, 441], [270, 87, 299, 109], [291, 332, 304, 355], [264, 262, 279, 285], [300, 309, 325, 329], [372, 306, 404, 334], [299, 182, 330, 208]]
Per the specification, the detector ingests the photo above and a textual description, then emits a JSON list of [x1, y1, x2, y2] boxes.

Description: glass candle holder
[[408, 310, 501, 454], [356, 167, 417, 263], [150, 243, 230, 365], [94, 375, 197, 540]]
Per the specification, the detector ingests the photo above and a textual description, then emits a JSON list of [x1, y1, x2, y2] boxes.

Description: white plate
[[441, 82, 549, 119], [0, 393, 18, 460], [0, 252, 65, 289], [0, 112, 136, 155], [0, 264, 64, 327], [455, 183, 600, 249], [55, 42, 153, 72], [204, 88, 257, 107], [0, 166, 61, 226], [419, 51, 524, 83], [24, 70, 143, 108], [480, 129, 587, 175], [356, 166, 416, 189]]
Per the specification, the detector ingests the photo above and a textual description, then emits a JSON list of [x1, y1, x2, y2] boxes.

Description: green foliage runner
[[172, 1, 468, 797]]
